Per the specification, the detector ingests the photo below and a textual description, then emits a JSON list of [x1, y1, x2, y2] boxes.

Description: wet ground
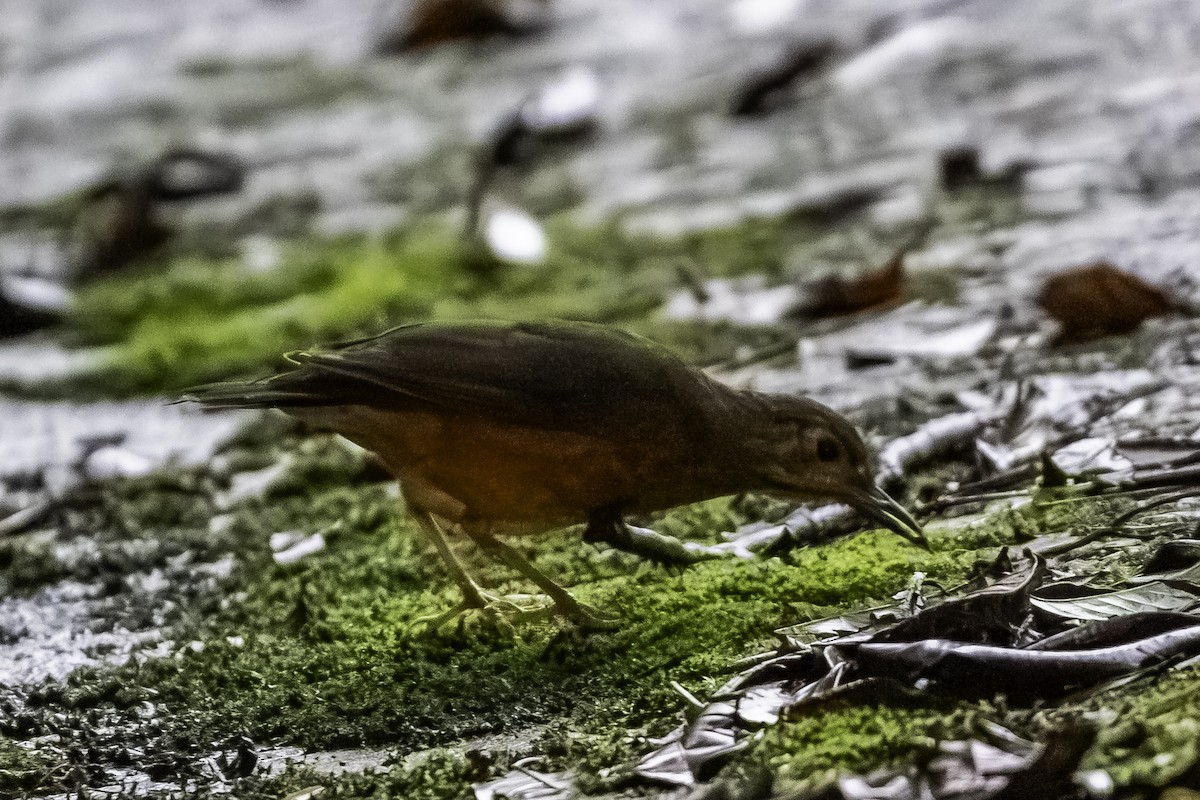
[[3, 0, 1200, 798]]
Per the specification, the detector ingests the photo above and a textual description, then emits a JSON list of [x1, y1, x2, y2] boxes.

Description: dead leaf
[[730, 36, 838, 116], [145, 148, 244, 201], [75, 149, 244, 280], [377, 0, 544, 53], [1038, 262, 1177, 343], [1026, 611, 1200, 651], [870, 554, 1045, 645], [1141, 540, 1200, 576], [792, 224, 932, 319], [794, 242, 907, 318], [474, 766, 572, 800], [75, 181, 168, 278], [1030, 581, 1200, 622], [848, 622, 1200, 697], [938, 145, 1029, 192], [0, 281, 64, 338]]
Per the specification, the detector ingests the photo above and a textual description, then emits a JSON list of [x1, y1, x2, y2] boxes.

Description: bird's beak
[[845, 486, 929, 550]]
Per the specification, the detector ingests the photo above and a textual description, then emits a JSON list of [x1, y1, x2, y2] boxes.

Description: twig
[[1109, 489, 1200, 529], [0, 500, 54, 537], [1039, 490, 1200, 558]]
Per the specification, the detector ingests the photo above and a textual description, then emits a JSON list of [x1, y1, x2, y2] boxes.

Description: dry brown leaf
[[1038, 262, 1176, 343], [792, 229, 928, 318], [378, 0, 539, 52]]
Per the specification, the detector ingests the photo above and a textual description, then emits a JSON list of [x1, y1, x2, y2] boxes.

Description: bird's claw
[[411, 591, 533, 635], [556, 600, 620, 632], [411, 603, 507, 636], [412, 591, 617, 633]]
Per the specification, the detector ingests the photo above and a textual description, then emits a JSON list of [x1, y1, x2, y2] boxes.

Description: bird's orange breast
[[296, 404, 707, 531]]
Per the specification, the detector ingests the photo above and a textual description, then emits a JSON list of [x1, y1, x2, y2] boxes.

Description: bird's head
[[745, 394, 927, 549]]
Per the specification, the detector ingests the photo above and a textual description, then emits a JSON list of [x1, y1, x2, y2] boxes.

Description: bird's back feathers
[[182, 320, 725, 433]]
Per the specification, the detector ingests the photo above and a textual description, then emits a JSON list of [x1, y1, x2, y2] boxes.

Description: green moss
[[1080, 669, 1200, 788], [0, 737, 62, 796], [0, 533, 68, 595], [921, 489, 1118, 551], [15, 458, 983, 797], [749, 699, 955, 783], [68, 228, 462, 395]]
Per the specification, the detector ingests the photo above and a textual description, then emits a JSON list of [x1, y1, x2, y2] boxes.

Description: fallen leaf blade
[[1030, 581, 1200, 622]]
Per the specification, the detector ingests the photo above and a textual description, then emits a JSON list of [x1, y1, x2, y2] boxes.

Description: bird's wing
[[184, 321, 711, 431]]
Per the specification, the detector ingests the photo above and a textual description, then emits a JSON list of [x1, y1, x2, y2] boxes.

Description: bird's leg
[[582, 509, 726, 567], [464, 529, 618, 632], [413, 511, 491, 612], [411, 513, 532, 633]]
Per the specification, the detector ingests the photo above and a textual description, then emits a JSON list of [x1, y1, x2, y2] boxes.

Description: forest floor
[[3, 1, 1200, 798]]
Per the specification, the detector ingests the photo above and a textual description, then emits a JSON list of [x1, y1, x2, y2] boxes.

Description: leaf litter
[[480, 290, 1200, 798]]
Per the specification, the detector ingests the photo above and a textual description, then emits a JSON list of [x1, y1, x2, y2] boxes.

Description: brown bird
[[185, 320, 924, 629]]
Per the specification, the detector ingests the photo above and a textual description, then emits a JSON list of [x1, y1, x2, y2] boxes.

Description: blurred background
[[3, 0, 1199, 398]]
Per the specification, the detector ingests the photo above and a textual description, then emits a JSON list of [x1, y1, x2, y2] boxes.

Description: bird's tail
[[178, 347, 388, 410], [177, 352, 345, 410], [177, 376, 322, 410], [179, 328, 424, 411]]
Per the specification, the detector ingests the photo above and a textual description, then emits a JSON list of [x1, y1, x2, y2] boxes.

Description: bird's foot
[[550, 597, 620, 632], [412, 591, 566, 634], [411, 601, 506, 635]]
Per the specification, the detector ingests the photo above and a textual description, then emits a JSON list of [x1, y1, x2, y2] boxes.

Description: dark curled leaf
[[978, 724, 1095, 800], [145, 148, 244, 201], [868, 553, 1045, 646], [781, 677, 922, 721], [375, 0, 534, 53], [0, 292, 61, 340], [712, 651, 819, 699], [783, 657, 856, 708], [634, 702, 744, 786], [779, 588, 918, 644], [1126, 464, 1200, 491], [1115, 438, 1200, 469], [1142, 539, 1200, 576], [1026, 611, 1200, 651], [1039, 451, 1071, 488], [729, 36, 837, 116], [846, 624, 1200, 699], [962, 547, 1016, 590]]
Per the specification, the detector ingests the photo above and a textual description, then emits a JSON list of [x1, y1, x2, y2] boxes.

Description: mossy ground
[[0, 739, 61, 796], [14, 424, 1192, 798], [0, 435, 988, 796]]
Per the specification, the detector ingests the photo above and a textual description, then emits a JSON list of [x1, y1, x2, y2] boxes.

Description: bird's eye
[[816, 438, 840, 462]]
